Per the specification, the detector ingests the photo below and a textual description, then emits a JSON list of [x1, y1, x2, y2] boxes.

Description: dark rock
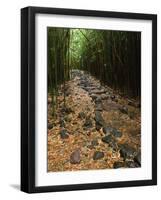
[[86, 86, 96, 92], [65, 107, 73, 114], [113, 162, 124, 168], [60, 129, 69, 139], [104, 139, 118, 150], [103, 126, 113, 135], [80, 80, 90, 88], [84, 118, 93, 128], [95, 96, 102, 103], [93, 151, 104, 160], [101, 94, 109, 100], [86, 86, 96, 91], [95, 111, 105, 127], [96, 124, 102, 131], [84, 83, 89, 88], [91, 139, 99, 146], [110, 95, 115, 101], [59, 118, 65, 127], [78, 112, 86, 119], [120, 106, 128, 114], [82, 87, 89, 91], [111, 128, 122, 138], [90, 94, 98, 101], [125, 161, 139, 168], [61, 107, 73, 114], [95, 103, 103, 111], [80, 80, 86, 85], [134, 152, 141, 166], [102, 135, 113, 144], [48, 123, 53, 130], [119, 144, 136, 160], [109, 141, 118, 151], [70, 149, 81, 164], [65, 90, 70, 96]]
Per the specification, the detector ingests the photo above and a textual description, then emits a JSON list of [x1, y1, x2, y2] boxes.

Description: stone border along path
[[47, 69, 141, 171]]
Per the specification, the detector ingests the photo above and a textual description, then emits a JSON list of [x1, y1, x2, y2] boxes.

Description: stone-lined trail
[[47, 70, 141, 172]]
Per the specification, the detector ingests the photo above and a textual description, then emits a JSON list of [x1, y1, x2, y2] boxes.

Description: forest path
[[48, 70, 141, 172]]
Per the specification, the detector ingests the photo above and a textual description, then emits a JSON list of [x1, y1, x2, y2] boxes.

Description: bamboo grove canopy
[[48, 28, 141, 114]]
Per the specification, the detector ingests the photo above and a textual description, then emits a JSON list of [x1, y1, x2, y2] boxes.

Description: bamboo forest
[[47, 28, 141, 172]]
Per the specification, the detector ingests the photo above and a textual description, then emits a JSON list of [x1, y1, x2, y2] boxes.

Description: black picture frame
[[21, 6, 157, 193]]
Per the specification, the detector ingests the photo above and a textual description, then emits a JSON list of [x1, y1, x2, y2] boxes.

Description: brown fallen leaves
[[47, 73, 141, 172]]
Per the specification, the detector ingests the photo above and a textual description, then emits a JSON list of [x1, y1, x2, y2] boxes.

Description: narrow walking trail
[[48, 70, 141, 172]]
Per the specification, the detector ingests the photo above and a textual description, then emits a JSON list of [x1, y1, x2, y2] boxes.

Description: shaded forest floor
[[48, 70, 141, 172]]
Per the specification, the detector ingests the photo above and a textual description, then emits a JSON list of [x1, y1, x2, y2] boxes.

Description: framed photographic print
[[21, 6, 157, 193]]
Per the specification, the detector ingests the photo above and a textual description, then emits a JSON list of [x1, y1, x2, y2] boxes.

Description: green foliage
[[70, 29, 141, 97], [48, 27, 141, 104], [48, 27, 70, 116]]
